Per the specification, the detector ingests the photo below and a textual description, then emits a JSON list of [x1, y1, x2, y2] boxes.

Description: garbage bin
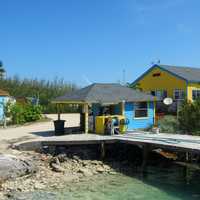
[[54, 120, 65, 136]]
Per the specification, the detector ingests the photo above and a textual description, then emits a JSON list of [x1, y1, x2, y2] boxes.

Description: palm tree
[[0, 61, 6, 79]]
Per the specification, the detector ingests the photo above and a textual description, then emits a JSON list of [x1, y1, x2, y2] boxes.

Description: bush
[[158, 115, 179, 133], [23, 104, 42, 122], [178, 99, 200, 135], [9, 103, 42, 125], [9, 103, 26, 124]]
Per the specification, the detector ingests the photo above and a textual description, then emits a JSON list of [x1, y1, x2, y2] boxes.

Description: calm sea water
[[9, 165, 200, 200]]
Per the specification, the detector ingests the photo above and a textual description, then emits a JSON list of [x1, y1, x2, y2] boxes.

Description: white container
[[152, 127, 160, 134]]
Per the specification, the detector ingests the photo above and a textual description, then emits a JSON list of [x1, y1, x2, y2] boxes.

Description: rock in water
[[51, 163, 65, 173], [96, 167, 105, 173], [0, 154, 36, 181], [78, 168, 93, 176]]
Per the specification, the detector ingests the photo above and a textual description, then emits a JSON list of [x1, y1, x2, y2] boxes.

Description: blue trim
[[131, 65, 158, 85], [131, 64, 188, 85], [188, 80, 200, 83]]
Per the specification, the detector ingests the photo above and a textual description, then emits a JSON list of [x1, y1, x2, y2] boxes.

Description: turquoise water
[[10, 166, 200, 200]]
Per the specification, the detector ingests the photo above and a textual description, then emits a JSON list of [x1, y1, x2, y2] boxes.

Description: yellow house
[[132, 64, 200, 102]]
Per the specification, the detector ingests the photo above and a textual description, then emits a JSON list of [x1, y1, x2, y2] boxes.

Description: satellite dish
[[163, 98, 173, 105]]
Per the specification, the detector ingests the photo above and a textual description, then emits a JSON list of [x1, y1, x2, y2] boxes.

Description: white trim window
[[134, 102, 148, 118], [151, 90, 167, 100], [174, 89, 184, 100], [192, 90, 200, 100]]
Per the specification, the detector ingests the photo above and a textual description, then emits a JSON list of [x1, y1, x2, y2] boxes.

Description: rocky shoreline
[[0, 141, 189, 199], [0, 144, 137, 199]]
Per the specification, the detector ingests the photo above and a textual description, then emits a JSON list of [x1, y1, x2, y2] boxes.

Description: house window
[[174, 89, 184, 100], [134, 102, 148, 118], [151, 91, 156, 96], [192, 90, 200, 100], [151, 90, 167, 100], [152, 73, 161, 77]]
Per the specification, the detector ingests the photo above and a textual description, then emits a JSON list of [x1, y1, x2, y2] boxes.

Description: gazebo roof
[[53, 83, 155, 104]]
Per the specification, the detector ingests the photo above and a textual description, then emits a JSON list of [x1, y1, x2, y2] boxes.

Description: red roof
[[0, 89, 9, 96]]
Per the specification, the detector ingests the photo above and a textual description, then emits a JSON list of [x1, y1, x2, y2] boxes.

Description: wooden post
[[142, 144, 150, 172], [101, 142, 105, 160], [182, 152, 189, 184], [121, 100, 125, 115], [186, 152, 189, 162], [57, 104, 61, 120], [153, 99, 156, 126], [84, 104, 89, 133]]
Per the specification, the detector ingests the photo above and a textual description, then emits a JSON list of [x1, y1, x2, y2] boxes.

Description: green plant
[[10, 103, 26, 124], [9, 103, 43, 125], [178, 99, 200, 135], [158, 115, 179, 133], [23, 104, 42, 122]]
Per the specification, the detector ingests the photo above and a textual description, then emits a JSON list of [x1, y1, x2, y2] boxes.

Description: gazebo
[[52, 83, 156, 134]]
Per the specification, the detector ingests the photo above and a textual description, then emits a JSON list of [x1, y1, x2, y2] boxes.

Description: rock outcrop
[[0, 154, 36, 182]]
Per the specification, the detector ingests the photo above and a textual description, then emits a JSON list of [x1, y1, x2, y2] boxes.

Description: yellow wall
[[137, 67, 187, 99], [187, 83, 200, 101]]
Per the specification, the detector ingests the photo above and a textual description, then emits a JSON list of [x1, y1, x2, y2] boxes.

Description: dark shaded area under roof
[[53, 83, 155, 104], [158, 64, 200, 82]]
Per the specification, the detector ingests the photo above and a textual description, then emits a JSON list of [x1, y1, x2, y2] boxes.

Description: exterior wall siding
[[0, 96, 7, 121], [137, 67, 187, 99], [187, 83, 200, 102], [124, 101, 154, 130]]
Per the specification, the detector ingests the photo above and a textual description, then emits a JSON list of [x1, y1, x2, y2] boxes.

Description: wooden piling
[[101, 142, 105, 160], [142, 144, 150, 172]]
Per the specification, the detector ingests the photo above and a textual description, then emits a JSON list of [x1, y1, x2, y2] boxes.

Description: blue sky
[[0, 0, 200, 86]]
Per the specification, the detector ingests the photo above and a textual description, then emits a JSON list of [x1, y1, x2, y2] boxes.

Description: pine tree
[[0, 61, 6, 79]]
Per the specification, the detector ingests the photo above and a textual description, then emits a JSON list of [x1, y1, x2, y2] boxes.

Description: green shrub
[[178, 99, 200, 135], [9, 103, 26, 124], [158, 115, 179, 133], [23, 104, 42, 122], [9, 103, 42, 125]]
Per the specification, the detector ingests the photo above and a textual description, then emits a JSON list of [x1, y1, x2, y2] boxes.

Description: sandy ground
[[0, 113, 80, 151], [2, 113, 200, 153]]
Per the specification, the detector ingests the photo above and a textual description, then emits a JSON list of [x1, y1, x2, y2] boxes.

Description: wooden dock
[[15, 132, 200, 153], [116, 132, 200, 152]]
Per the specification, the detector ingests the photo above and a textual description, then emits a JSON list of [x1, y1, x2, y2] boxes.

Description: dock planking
[[14, 132, 200, 153], [116, 133, 200, 153]]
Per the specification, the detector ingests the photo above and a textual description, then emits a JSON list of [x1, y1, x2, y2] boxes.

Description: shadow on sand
[[30, 127, 82, 137]]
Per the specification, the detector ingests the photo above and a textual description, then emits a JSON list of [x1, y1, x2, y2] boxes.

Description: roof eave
[[188, 80, 200, 84], [131, 64, 188, 85], [51, 100, 86, 104]]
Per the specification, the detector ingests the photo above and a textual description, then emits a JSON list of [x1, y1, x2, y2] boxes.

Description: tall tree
[[0, 61, 6, 79]]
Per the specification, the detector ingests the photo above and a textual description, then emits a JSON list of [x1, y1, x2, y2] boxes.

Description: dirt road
[[0, 113, 80, 150]]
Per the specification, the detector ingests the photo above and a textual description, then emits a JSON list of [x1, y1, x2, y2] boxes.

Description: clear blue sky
[[0, 0, 200, 86]]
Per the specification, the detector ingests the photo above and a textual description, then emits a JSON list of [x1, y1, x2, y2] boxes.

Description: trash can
[[54, 120, 65, 136]]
